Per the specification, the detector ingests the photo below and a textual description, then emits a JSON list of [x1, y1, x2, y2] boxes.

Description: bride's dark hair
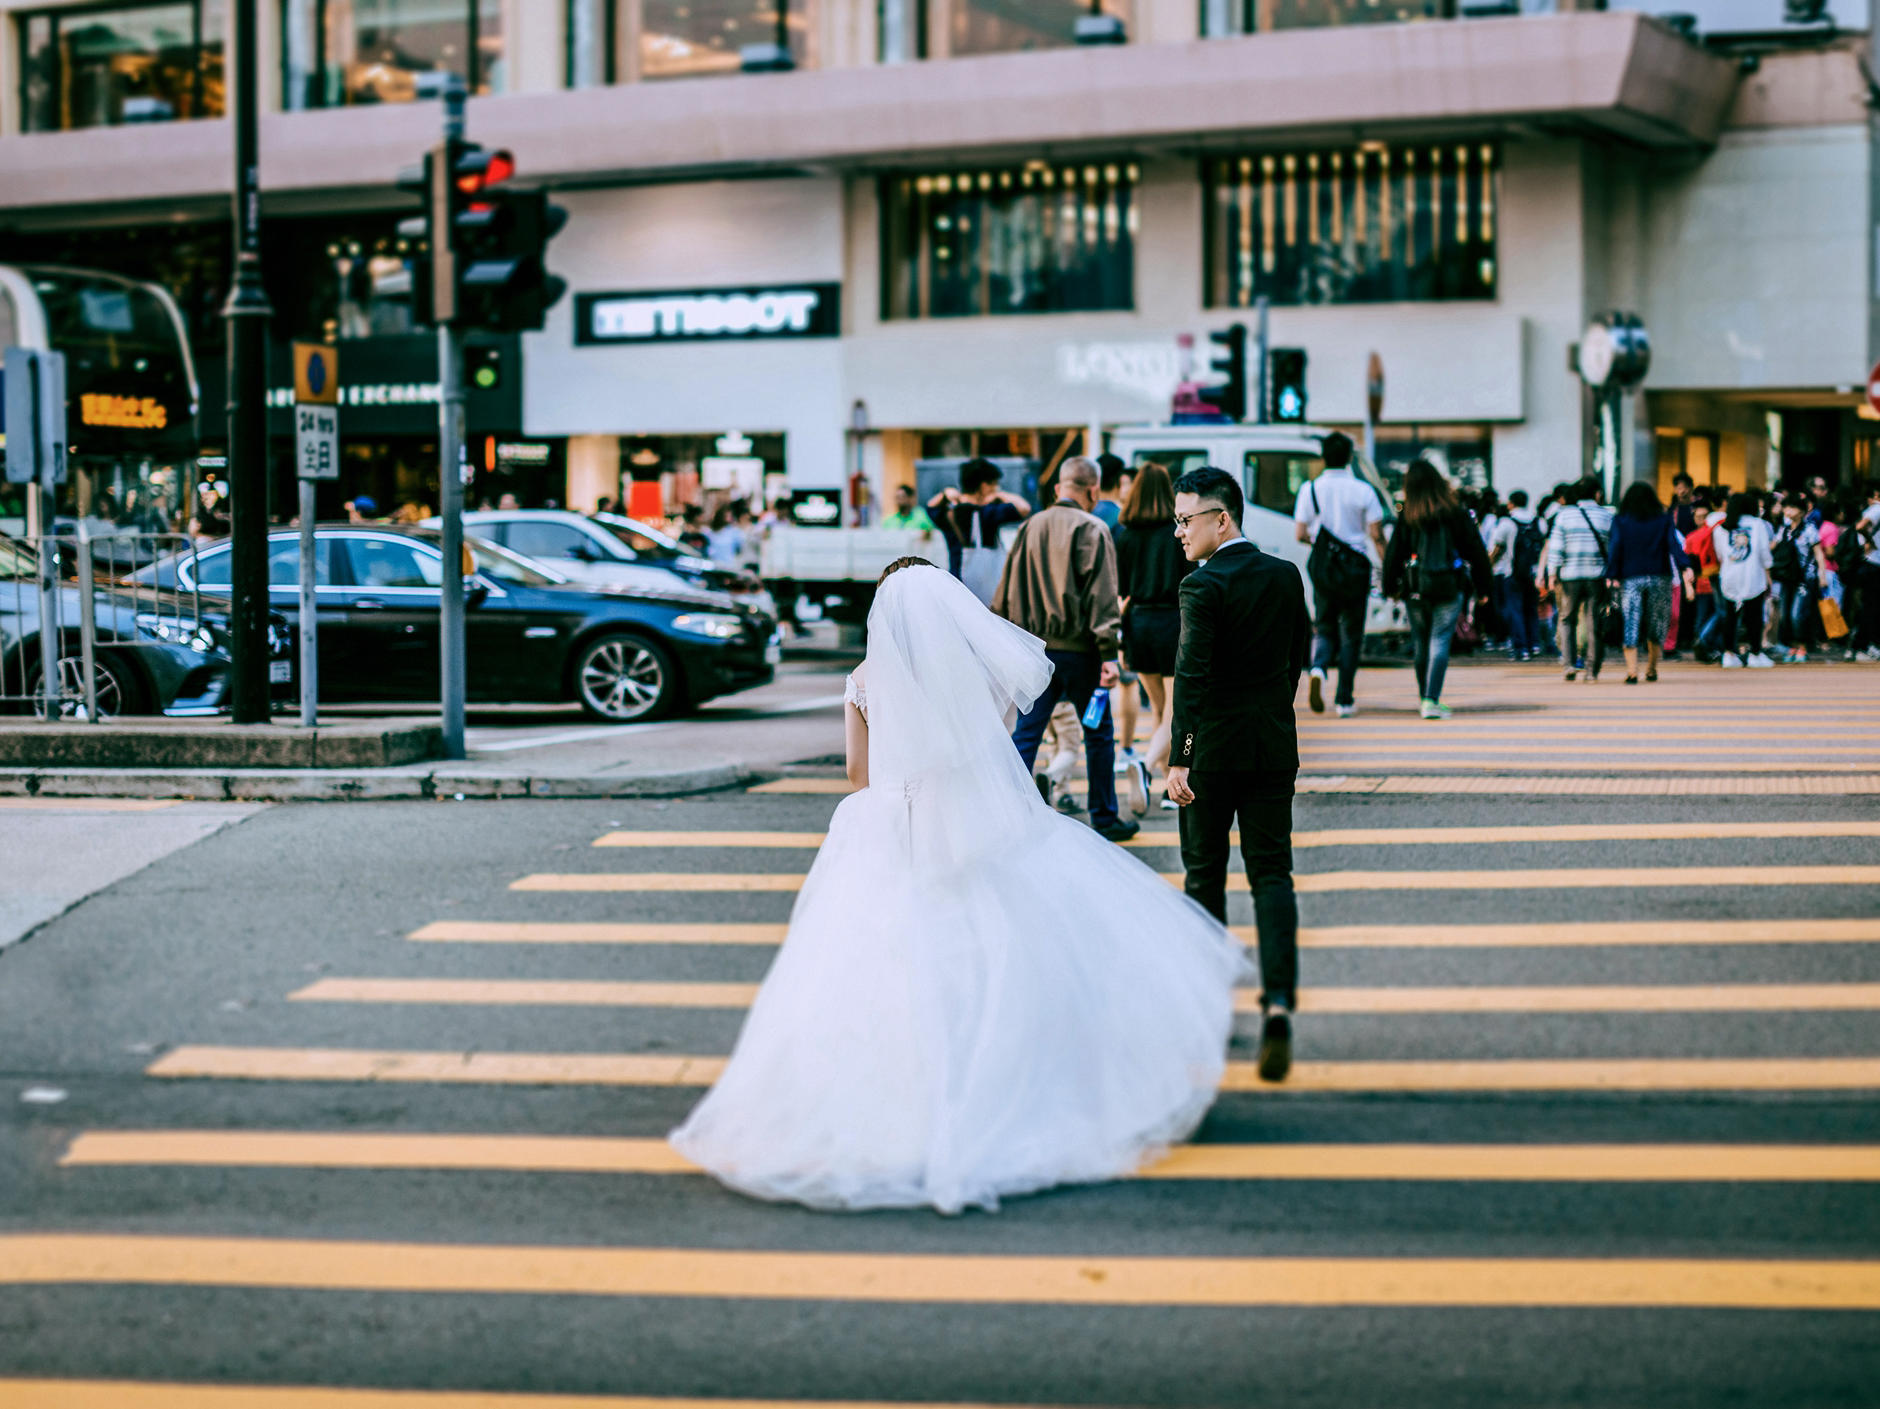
[[878, 556, 939, 584]]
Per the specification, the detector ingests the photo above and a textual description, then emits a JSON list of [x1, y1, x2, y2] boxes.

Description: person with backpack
[[1382, 460, 1493, 720], [1848, 484, 1880, 660], [1684, 491, 1725, 661], [1489, 489, 1544, 660], [1543, 478, 1615, 682], [1767, 493, 1822, 663], [1602, 482, 1692, 685], [1293, 431, 1385, 718], [1714, 491, 1776, 669]]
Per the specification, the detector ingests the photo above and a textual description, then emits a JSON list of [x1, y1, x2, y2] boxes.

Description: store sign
[[576, 284, 841, 345], [1056, 341, 1183, 407], [81, 393, 168, 431], [495, 441, 553, 466], [268, 382, 439, 410]]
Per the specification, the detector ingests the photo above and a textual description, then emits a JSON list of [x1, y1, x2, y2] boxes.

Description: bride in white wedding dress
[[670, 557, 1246, 1214]]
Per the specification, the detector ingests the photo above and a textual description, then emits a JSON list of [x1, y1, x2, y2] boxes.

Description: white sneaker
[[1336, 703, 1357, 718], [1721, 652, 1743, 669], [1747, 652, 1775, 669], [1859, 647, 1880, 663]]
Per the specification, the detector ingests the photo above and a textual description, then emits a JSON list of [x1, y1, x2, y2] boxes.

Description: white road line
[[471, 724, 672, 753]]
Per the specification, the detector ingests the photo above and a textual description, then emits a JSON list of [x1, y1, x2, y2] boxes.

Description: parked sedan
[[139, 526, 777, 721], [2, 531, 288, 717]]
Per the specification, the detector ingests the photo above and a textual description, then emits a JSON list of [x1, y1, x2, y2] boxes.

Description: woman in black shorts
[[1112, 463, 1191, 809]]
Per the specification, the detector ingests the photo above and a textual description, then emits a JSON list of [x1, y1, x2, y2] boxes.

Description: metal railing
[[0, 528, 201, 722]]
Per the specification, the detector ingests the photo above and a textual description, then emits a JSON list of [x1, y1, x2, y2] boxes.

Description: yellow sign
[[80, 393, 168, 430], [293, 342, 341, 406]]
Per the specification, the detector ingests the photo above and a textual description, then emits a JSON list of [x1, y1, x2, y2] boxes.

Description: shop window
[[19, 1, 224, 132], [282, 0, 503, 110], [882, 162, 1137, 320], [1205, 143, 1497, 308], [951, 0, 1129, 54], [265, 214, 422, 341], [877, 0, 927, 62], [1201, 0, 1449, 33], [641, 0, 814, 79], [566, 0, 616, 86]]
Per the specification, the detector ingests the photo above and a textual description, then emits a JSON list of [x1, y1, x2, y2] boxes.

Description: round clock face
[[1579, 323, 1617, 387]]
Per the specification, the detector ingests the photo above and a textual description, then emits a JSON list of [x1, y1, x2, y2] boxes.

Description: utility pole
[[223, 0, 273, 723], [1253, 295, 1270, 425], [436, 78, 469, 761]]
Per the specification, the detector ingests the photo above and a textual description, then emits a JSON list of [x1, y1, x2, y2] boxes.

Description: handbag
[[1820, 594, 1850, 640], [1305, 482, 1374, 602], [957, 506, 1005, 606], [1575, 506, 1625, 647]]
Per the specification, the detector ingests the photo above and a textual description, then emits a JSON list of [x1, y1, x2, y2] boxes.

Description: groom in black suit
[[1165, 466, 1312, 1081]]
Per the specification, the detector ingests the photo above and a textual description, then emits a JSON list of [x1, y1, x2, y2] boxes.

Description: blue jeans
[[1011, 648, 1118, 829], [1310, 588, 1367, 707], [1777, 581, 1815, 648], [1693, 594, 1720, 653], [1496, 575, 1537, 657], [1408, 595, 1464, 704]]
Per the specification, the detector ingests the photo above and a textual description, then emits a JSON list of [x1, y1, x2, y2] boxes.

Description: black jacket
[[1381, 507, 1493, 604], [1170, 539, 1311, 774]]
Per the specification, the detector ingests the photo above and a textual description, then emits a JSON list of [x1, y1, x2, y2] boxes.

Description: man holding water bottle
[[995, 457, 1139, 843]]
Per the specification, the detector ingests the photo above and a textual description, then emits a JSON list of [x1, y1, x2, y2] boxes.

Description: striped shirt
[[1545, 503, 1614, 581]]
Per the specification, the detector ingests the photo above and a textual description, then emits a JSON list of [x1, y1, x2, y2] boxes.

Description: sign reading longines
[[576, 284, 842, 345]]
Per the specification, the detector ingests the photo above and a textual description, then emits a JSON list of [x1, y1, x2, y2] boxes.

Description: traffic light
[[395, 140, 568, 332], [1197, 323, 1247, 423], [1269, 347, 1308, 423], [465, 342, 502, 391]]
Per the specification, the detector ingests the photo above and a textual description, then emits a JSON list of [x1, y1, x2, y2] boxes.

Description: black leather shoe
[[1257, 1010, 1293, 1083], [1095, 818, 1140, 843]]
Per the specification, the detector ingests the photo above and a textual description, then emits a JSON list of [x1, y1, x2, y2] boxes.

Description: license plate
[[765, 637, 782, 665], [269, 660, 293, 683]]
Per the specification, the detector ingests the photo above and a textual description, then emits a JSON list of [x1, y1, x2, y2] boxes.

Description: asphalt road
[[4, 743, 1880, 1406]]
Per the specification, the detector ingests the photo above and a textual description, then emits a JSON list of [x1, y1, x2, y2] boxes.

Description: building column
[[566, 434, 621, 511]]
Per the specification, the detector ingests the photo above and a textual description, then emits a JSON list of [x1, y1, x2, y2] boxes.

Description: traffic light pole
[[224, 0, 273, 723], [436, 80, 468, 761], [1253, 295, 1269, 426]]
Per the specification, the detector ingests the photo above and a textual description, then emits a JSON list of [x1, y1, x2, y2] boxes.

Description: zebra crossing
[[7, 723, 1880, 1401]]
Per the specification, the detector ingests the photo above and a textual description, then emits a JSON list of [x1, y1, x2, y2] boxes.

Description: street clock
[[1577, 312, 1651, 390]]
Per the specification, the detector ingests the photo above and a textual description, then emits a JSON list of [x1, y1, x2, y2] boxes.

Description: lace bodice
[[844, 673, 867, 721]]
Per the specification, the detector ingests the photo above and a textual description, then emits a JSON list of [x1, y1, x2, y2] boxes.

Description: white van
[[1107, 421, 1405, 636]]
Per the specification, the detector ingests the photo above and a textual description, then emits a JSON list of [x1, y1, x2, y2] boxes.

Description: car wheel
[[574, 633, 679, 722], [28, 649, 148, 719]]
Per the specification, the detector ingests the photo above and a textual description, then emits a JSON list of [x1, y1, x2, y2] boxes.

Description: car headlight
[[135, 613, 216, 654], [671, 612, 745, 640]]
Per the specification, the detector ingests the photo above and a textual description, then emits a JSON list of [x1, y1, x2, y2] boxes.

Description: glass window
[[1127, 449, 1210, 481], [503, 521, 593, 562], [877, 0, 926, 62], [640, 0, 813, 80], [265, 537, 339, 586], [342, 536, 444, 588], [19, 1, 224, 133], [191, 545, 231, 588], [951, 0, 1127, 54], [1205, 143, 1498, 307], [1202, 0, 1445, 32], [1245, 451, 1323, 515], [282, 0, 503, 110], [882, 162, 1137, 320], [566, 0, 615, 86]]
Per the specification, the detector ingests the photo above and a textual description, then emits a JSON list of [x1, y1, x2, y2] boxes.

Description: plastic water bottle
[[1081, 689, 1110, 730]]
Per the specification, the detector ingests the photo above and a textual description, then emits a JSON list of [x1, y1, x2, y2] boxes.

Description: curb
[[0, 762, 754, 803]]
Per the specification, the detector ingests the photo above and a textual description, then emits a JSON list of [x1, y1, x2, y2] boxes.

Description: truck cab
[[1107, 421, 1405, 637]]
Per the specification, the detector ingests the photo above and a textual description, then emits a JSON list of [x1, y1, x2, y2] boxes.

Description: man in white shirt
[[1488, 489, 1541, 659], [1293, 432, 1386, 717]]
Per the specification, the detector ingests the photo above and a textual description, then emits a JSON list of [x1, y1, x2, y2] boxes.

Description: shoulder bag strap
[[1575, 504, 1609, 557]]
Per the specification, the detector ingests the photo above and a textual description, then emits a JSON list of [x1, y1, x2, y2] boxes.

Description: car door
[[260, 533, 346, 697], [330, 533, 443, 700]]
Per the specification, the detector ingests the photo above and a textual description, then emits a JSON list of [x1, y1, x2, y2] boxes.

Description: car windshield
[[0, 535, 36, 580], [467, 535, 563, 588], [592, 515, 703, 563]]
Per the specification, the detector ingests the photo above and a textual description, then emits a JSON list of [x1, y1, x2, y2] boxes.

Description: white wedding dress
[[669, 566, 1247, 1214]]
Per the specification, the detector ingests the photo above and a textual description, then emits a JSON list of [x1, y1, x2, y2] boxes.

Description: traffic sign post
[[292, 342, 340, 729], [1364, 351, 1385, 470], [1866, 361, 1880, 418]]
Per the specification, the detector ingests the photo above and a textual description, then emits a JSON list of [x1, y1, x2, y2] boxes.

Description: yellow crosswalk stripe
[[1299, 743, 1880, 756], [142, 1048, 1880, 1092], [0, 1387, 1028, 1409], [289, 977, 1880, 1015], [6, 1235, 1880, 1308], [58, 1132, 1880, 1182], [0, 798, 180, 812], [591, 821, 1880, 850], [753, 774, 1880, 795], [747, 778, 849, 793], [405, 919, 1880, 949], [510, 865, 1880, 893]]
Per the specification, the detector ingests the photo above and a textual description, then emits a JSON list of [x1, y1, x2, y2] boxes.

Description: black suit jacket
[[1170, 539, 1311, 774]]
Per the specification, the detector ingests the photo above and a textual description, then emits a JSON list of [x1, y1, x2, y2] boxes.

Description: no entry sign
[[1868, 362, 1880, 418]]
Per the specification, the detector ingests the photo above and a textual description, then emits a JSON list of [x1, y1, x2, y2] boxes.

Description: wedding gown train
[[670, 567, 1245, 1213]]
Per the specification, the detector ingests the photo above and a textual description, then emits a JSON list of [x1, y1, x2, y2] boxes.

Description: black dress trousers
[[1177, 768, 1299, 1007]]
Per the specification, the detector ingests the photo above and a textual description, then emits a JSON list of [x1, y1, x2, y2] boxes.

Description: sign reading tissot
[[576, 284, 842, 346]]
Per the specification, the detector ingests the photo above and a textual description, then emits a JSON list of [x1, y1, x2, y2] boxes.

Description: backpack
[[1409, 516, 1465, 603], [1769, 531, 1805, 586], [1512, 516, 1546, 580]]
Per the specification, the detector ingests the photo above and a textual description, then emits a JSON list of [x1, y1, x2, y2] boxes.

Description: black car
[[2, 532, 288, 717], [138, 526, 778, 722]]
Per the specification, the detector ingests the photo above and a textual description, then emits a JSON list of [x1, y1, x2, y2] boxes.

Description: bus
[[0, 264, 202, 539]]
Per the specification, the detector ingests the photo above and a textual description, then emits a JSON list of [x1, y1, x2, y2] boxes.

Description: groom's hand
[[1165, 766, 1194, 806]]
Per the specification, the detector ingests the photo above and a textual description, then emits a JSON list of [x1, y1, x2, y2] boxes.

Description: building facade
[[0, 0, 1873, 525]]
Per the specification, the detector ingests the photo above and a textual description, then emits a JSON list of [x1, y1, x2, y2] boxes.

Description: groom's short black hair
[[1172, 466, 1242, 525]]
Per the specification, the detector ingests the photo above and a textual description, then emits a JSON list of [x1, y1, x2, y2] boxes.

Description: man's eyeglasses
[[1174, 506, 1227, 529]]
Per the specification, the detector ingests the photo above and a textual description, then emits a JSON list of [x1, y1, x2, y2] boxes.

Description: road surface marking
[[6, 1236, 1880, 1308], [509, 866, 1880, 893], [290, 977, 1880, 1015], [0, 798, 180, 812], [746, 777, 850, 793], [60, 1132, 1880, 1182], [756, 769, 1880, 795], [471, 723, 671, 753], [409, 921, 787, 944], [143, 1049, 1880, 1093], [0, 1386, 1038, 1409], [593, 821, 1880, 850]]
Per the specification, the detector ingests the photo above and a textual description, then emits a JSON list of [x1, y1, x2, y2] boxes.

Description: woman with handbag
[[1382, 460, 1493, 720], [1603, 483, 1694, 684]]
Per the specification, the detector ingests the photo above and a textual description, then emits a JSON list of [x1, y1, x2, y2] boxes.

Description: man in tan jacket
[[994, 457, 1136, 842]]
